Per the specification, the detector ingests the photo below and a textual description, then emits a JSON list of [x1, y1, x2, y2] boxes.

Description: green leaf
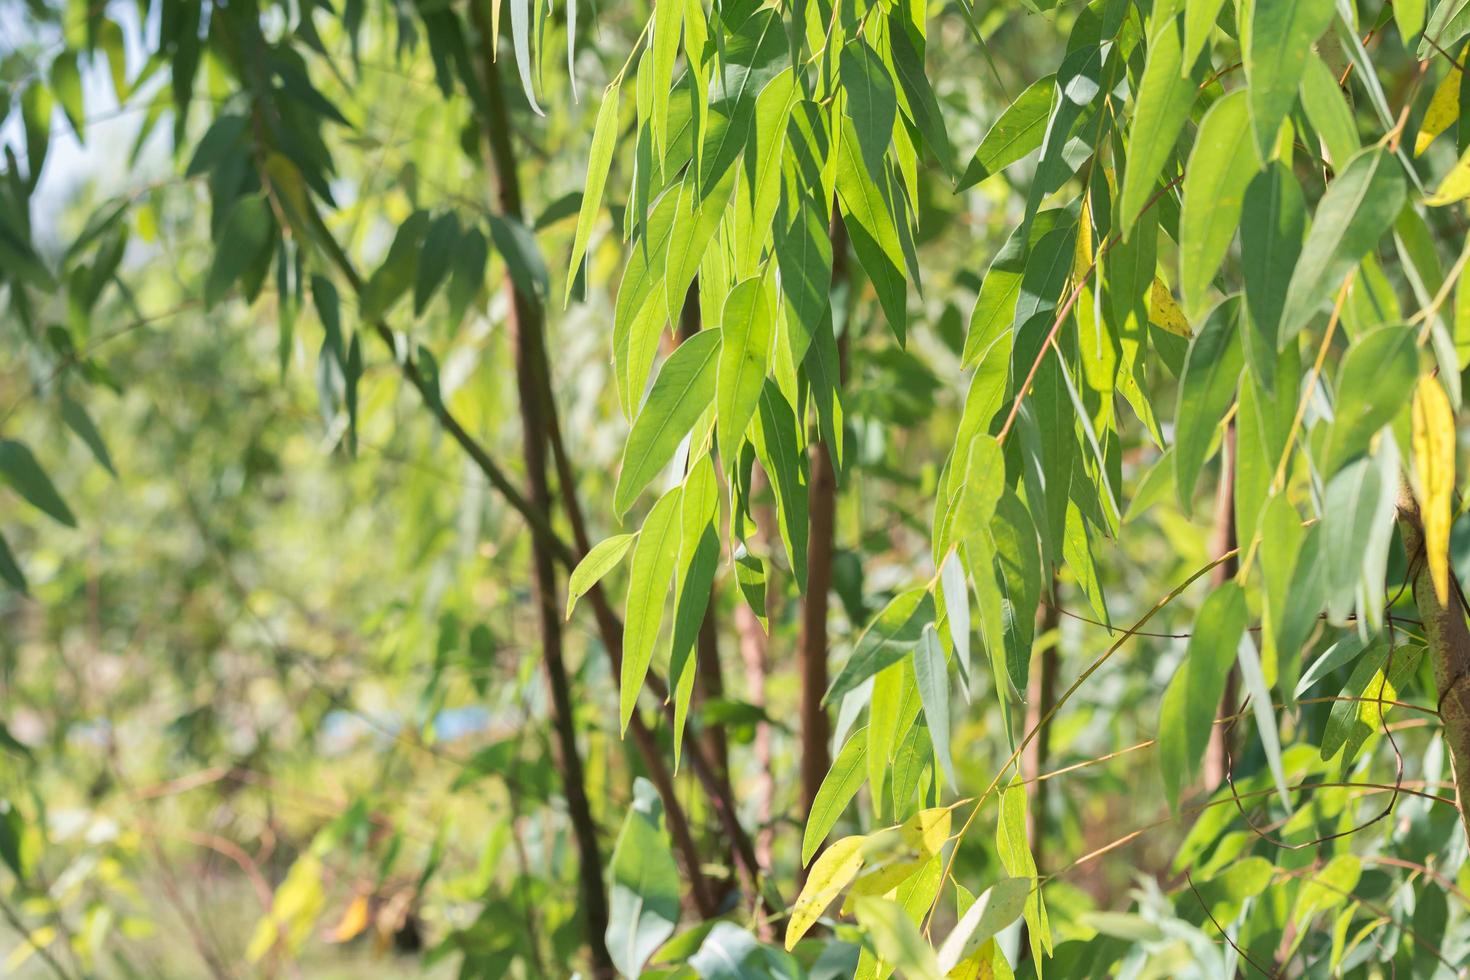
[[566, 78, 622, 304], [888, 15, 955, 175], [913, 625, 956, 788], [836, 124, 909, 343], [939, 552, 972, 696], [957, 74, 1054, 191], [413, 212, 459, 316], [606, 778, 680, 977], [0, 440, 75, 527], [1179, 91, 1259, 320], [1320, 452, 1394, 625], [1235, 633, 1292, 810], [1247, 0, 1334, 157], [60, 396, 116, 477], [565, 533, 636, 620], [650, 0, 685, 159], [716, 277, 774, 462], [507, 0, 543, 116], [1240, 162, 1306, 383], [936, 878, 1031, 974], [51, 51, 85, 142], [1174, 296, 1244, 514], [664, 166, 738, 326], [854, 896, 942, 980], [670, 453, 720, 768], [613, 330, 721, 516], [826, 588, 937, 704], [205, 195, 274, 310], [1280, 148, 1407, 346], [0, 532, 26, 593], [1184, 0, 1229, 66], [751, 381, 810, 586], [1323, 323, 1418, 475], [986, 491, 1042, 697], [803, 726, 869, 865], [361, 211, 428, 321], [997, 778, 1050, 961], [1321, 640, 1423, 763], [1298, 52, 1361, 168], [488, 214, 548, 305], [775, 194, 833, 366], [1120, 16, 1198, 234], [620, 487, 683, 734], [1158, 581, 1249, 808], [840, 40, 899, 181]]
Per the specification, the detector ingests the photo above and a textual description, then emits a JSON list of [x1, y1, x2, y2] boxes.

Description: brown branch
[[798, 210, 849, 869], [468, 13, 731, 922], [1396, 485, 1470, 847]]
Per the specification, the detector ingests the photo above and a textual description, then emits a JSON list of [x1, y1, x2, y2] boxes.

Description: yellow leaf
[[1073, 196, 1095, 280], [785, 835, 867, 950], [900, 806, 954, 856], [1147, 279, 1190, 337], [328, 895, 371, 943], [842, 859, 925, 914], [1426, 144, 1470, 206], [1412, 376, 1456, 603], [1417, 67, 1463, 157], [948, 938, 1015, 980]]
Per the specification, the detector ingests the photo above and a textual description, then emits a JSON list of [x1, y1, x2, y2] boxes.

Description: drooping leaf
[[606, 779, 680, 977], [912, 626, 956, 788], [1412, 376, 1456, 602], [1158, 581, 1249, 808], [1174, 296, 1244, 515], [716, 277, 774, 461], [1247, 0, 1335, 157], [936, 878, 1031, 974], [620, 487, 683, 734], [1119, 15, 1197, 234], [1280, 148, 1407, 346], [826, 589, 936, 704], [0, 440, 75, 527], [566, 78, 623, 303], [613, 330, 721, 516], [958, 75, 1056, 191], [786, 835, 868, 950], [1179, 91, 1258, 320], [804, 726, 870, 865], [565, 533, 636, 620], [1240, 162, 1306, 382]]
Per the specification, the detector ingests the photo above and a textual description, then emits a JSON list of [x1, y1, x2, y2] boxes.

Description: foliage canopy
[[5, 0, 1470, 975]]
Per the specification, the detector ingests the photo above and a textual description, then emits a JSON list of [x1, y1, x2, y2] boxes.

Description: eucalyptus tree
[[4, 0, 1470, 976]]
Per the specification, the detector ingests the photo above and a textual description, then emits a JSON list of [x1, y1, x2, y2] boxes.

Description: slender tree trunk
[[1397, 487, 1470, 846], [1204, 423, 1240, 791], [504, 208, 614, 979], [1023, 581, 1061, 873], [676, 285, 732, 786], [798, 214, 849, 846], [469, 22, 670, 956]]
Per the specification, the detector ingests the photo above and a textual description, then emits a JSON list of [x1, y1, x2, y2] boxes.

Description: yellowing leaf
[[1148, 278, 1191, 336], [785, 835, 867, 950], [328, 895, 371, 943], [1413, 377, 1456, 602], [1426, 144, 1470, 207], [900, 806, 954, 856], [1416, 67, 1462, 157]]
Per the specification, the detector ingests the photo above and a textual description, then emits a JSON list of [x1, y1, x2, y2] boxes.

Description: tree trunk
[[798, 213, 849, 842], [1203, 422, 1239, 791], [1397, 486, 1470, 846], [1024, 582, 1061, 873]]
